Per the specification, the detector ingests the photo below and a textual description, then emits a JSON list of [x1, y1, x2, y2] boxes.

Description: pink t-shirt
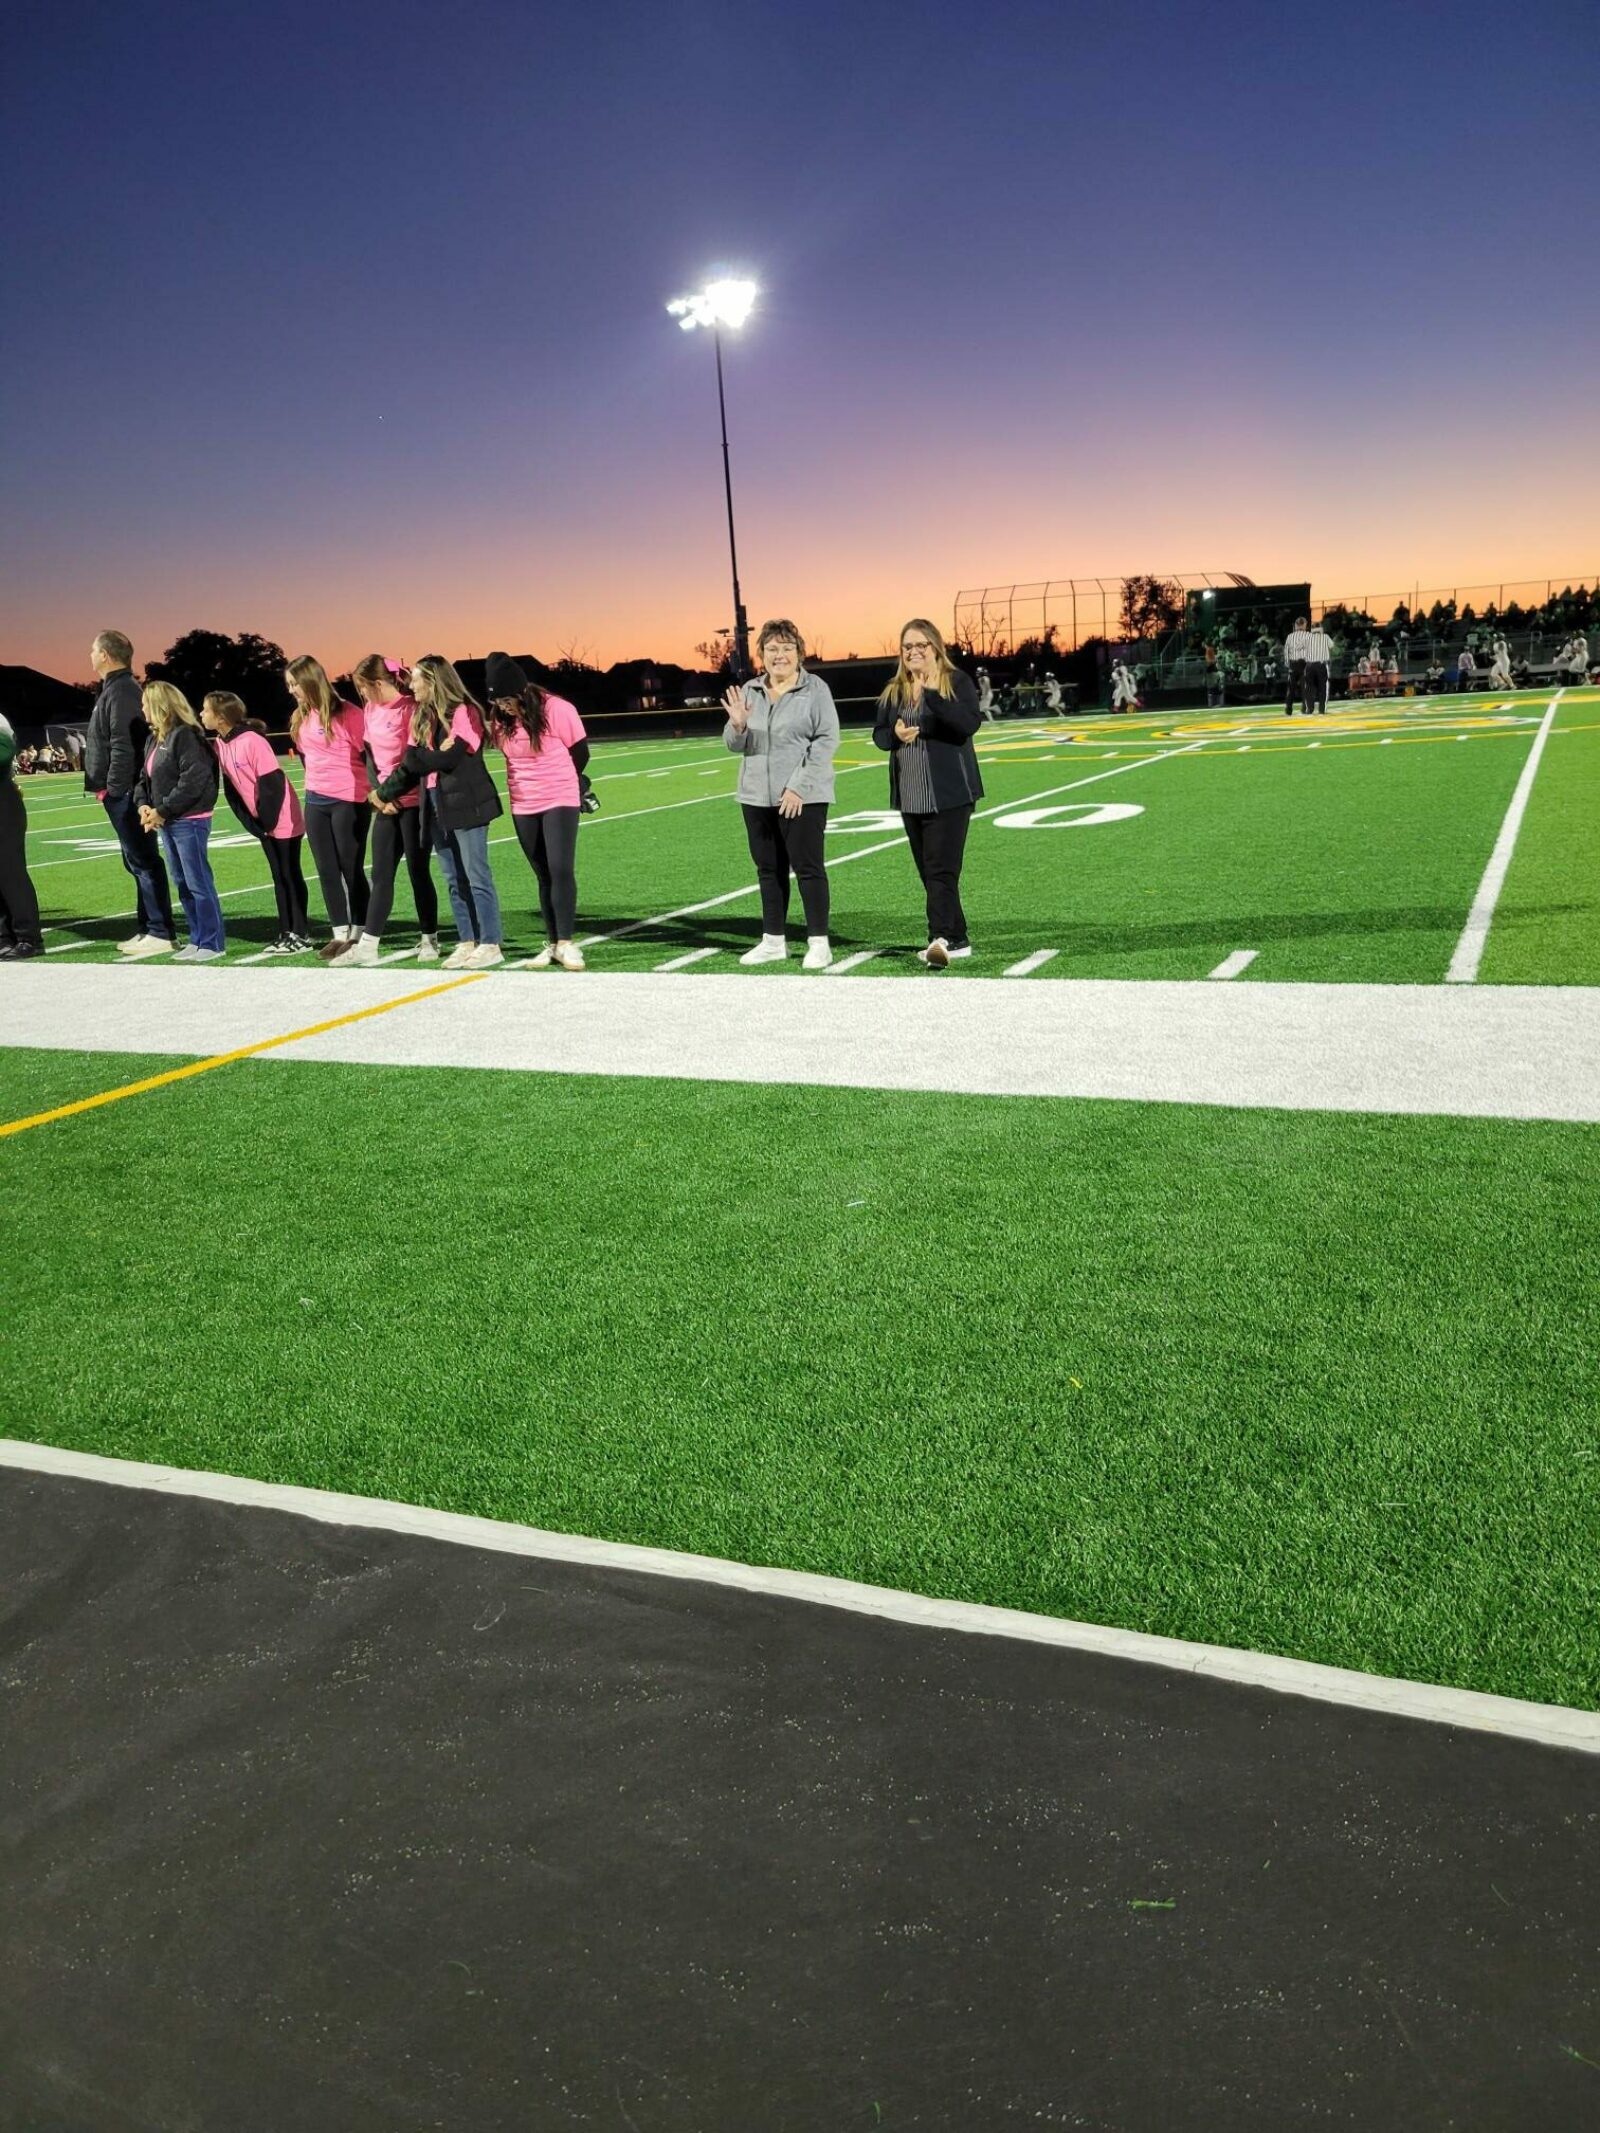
[[294, 703, 369, 804], [494, 696, 586, 814], [217, 726, 305, 839], [362, 695, 421, 810]]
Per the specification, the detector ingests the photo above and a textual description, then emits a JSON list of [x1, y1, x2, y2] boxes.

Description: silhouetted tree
[[1118, 575, 1185, 641], [156, 630, 293, 728]]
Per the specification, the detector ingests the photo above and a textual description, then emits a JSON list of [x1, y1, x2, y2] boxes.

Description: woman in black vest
[[873, 618, 984, 966]]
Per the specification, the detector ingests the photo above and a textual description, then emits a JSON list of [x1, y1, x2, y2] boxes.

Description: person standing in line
[[201, 693, 312, 955], [134, 682, 224, 962], [1284, 616, 1331, 715], [1488, 634, 1514, 690], [873, 619, 983, 968], [0, 711, 45, 961], [485, 652, 590, 971], [374, 656, 504, 970], [287, 656, 371, 960], [722, 619, 840, 970], [84, 630, 174, 957], [1110, 658, 1139, 713], [340, 655, 440, 967]]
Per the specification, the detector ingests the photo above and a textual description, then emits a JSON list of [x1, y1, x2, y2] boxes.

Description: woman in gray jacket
[[722, 619, 840, 969]]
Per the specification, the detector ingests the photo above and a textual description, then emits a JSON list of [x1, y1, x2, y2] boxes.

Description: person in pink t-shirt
[[339, 653, 440, 968], [201, 691, 311, 954], [485, 651, 589, 970], [287, 655, 371, 960]]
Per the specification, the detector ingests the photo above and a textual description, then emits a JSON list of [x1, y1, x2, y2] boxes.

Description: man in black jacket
[[84, 629, 174, 957]]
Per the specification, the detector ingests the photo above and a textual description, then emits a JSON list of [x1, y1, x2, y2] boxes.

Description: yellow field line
[[0, 974, 485, 1142]]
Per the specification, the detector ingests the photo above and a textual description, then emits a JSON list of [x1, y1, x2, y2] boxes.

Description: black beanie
[[485, 651, 530, 700]]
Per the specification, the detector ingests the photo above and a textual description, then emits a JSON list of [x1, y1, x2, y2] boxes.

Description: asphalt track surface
[[3, 1470, 1596, 2131]]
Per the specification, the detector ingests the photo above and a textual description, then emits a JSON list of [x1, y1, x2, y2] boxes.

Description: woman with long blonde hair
[[133, 680, 225, 960], [339, 654, 440, 967], [286, 655, 370, 960], [873, 618, 984, 966]]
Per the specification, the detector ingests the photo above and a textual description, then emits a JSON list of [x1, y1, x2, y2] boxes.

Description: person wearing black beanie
[[485, 652, 599, 816]]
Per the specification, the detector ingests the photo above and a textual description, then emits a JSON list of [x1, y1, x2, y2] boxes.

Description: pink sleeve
[[449, 706, 483, 751], [243, 730, 277, 774], [557, 700, 586, 745]]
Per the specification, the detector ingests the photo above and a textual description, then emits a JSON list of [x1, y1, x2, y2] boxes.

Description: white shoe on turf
[[444, 942, 476, 969], [415, 934, 441, 963], [466, 943, 504, 969], [526, 943, 557, 969], [802, 938, 833, 971], [338, 935, 381, 968], [117, 933, 149, 956], [945, 941, 973, 960], [171, 945, 201, 963], [123, 934, 174, 960], [917, 938, 951, 969], [739, 934, 788, 966], [193, 948, 225, 963], [553, 942, 586, 972]]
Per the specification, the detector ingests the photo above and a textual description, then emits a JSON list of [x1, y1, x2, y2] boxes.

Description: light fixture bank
[[666, 279, 759, 332]]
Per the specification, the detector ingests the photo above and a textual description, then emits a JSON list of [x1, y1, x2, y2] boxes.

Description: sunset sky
[[4, 0, 1596, 682]]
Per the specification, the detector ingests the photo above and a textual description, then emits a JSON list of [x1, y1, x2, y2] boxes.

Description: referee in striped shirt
[[1284, 617, 1332, 715]]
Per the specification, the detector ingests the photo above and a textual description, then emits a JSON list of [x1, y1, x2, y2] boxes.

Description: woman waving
[[722, 618, 839, 969]]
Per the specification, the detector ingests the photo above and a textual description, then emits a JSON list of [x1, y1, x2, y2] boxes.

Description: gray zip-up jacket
[[722, 669, 840, 806]]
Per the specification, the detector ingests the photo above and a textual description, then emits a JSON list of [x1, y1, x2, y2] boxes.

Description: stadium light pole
[[666, 278, 759, 678]]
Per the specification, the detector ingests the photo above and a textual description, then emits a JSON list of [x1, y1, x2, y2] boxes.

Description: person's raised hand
[[722, 684, 748, 728]]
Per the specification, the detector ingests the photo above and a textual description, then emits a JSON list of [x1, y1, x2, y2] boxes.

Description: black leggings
[[741, 801, 830, 934], [513, 808, 580, 940], [903, 804, 972, 944], [365, 807, 438, 938], [262, 836, 310, 938], [304, 798, 370, 930]]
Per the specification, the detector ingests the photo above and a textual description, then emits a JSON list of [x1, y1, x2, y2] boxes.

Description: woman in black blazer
[[372, 656, 505, 969], [873, 618, 984, 966]]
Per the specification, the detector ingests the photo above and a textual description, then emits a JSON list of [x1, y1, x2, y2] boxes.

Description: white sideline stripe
[[1445, 692, 1564, 984], [1005, 950, 1058, 977], [653, 946, 719, 971], [1208, 950, 1258, 981], [44, 939, 96, 955], [1, 1438, 1592, 1753], [827, 949, 882, 973], [581, 740, 1210, 948]]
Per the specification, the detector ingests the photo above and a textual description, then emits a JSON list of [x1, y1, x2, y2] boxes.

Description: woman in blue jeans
[[371, 656, 504, 969], [134, 682, 225, 961]]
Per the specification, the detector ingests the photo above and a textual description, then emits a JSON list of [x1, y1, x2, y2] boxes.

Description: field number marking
[[993, 802, 1144, 830]]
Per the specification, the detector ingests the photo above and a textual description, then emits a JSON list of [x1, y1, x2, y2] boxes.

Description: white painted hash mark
[[827, 950, 883, 973], [1208, 950, 1258, 981], [1445, 692, 1564, 984], [654, 947, 720, 971], [1004, 950, 1059, 977]]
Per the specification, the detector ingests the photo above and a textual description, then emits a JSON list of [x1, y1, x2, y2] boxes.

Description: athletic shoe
[[193, 948, 225, 963], [117, 933, 150, 955], [286, 934, 316, 955], [259, 935, 297, 957], [10, 940, 42, 961], [171, 945, 201, 963], [338, 935, 381, 967], [0, 943, 15, 962], [553, 943, 586, 972], [739, 935, 788, 966], [415, 934, 441, 963], [917, 939, 951, 969], [801, 938, 833, 971], [319, 937, 353, 962], [945, 941, 973, 960], [443, 942, 476, 970], [525, 943, 557, 969], [124, 935, 175, 959], [466, 943, 504, 969]]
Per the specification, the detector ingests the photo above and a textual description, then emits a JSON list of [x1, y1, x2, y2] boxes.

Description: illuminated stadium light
[[666, 278, 759, 333]]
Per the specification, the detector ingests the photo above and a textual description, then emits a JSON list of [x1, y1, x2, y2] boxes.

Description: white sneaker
[[193, 948, 225, 963], [739, 934, 788, 966], [123, 935, 175, 960], [945, 941, 973, 960], [553, 942, 586, 972], [117, 934, 149, 957], [917, 938, 951, 969], [467, 943, 504, 969], [525, 943, 557, 969], [801, 938, 833, 971], [415, 934, 441, 964], [443, 942, 476, 969], [338, 935, 381, 968], [171, 945, 201, 963]]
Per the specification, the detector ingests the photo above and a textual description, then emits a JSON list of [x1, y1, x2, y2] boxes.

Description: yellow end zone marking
[[0, 974, 485, 1141]]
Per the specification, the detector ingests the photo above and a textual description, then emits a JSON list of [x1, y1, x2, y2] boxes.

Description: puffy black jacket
[[132, 723, 220, 823], [83, 669, 147, 797], [377, 732, 503, 834]]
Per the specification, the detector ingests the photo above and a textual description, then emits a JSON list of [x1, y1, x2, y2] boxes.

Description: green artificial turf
[[2, 1044, 1595, 1709], [22, 692, 1599, 984]]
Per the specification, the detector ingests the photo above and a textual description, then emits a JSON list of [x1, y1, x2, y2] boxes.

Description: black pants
[[304, 798, 371, 930], [1302, 661, 1329, 715], [365, 807, 438, 938], [102, 788, 174, 938], [903, 804, 973, 945], [513, 808, 580, 941], [1285, 660, 1305, 713], [262, 835, 310, 938], [0, 780, 43, 948], [741, 801, 830, 935]]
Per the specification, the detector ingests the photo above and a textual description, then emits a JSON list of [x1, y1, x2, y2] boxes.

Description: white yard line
[[1445, 691, 1564, 984], [826, 949, 882, 974], [1, 1438, 1592, 1753], [1005, 950, 1058, 977], [1208, 950, 1258, 981], [653, 947, 720, 971]]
